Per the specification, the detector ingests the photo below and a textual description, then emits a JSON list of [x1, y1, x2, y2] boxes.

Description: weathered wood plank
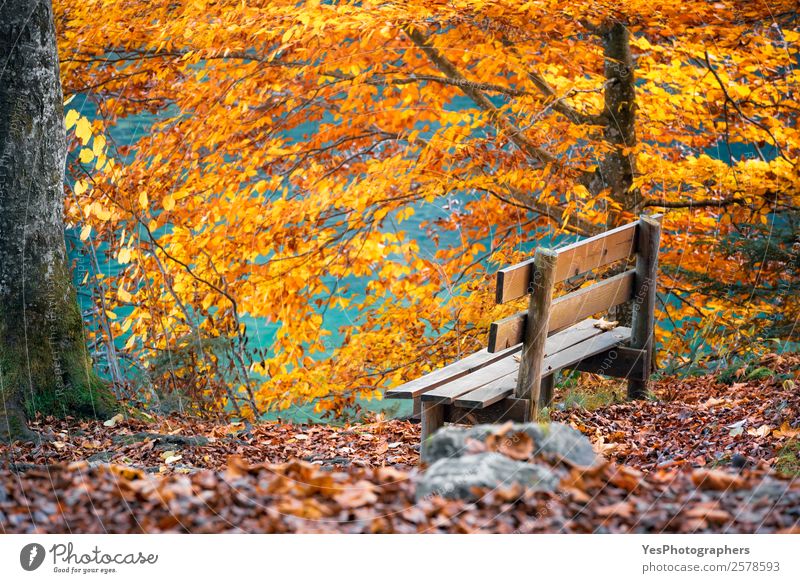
[[445, 397, 529, 425], [628, 214, 662, 398], [421, 402, 444, 442], [566, 345, 647, 381], [548, 269, 636, 333], [384, 344, 521, 399], [540, 327, 631, 377], [488, 268, 634, 352], [421, 356, 520, 404], [494, 220, 638, 304], [457, 328, 632, 410], [454, 372, 516, 409], [489, 315, 605, 355], [552, 221, 638, 283], [487, 311, 526, 353]]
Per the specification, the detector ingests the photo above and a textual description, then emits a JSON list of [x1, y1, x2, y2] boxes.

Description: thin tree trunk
[[582, 20, 639, 325], [0, 0, 115, 442]]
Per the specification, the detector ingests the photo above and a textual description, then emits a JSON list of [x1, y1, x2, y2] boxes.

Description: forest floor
[[1, 353, 799, 533]]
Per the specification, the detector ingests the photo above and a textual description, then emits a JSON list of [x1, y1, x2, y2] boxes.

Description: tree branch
[[495, 32, 607, 126], [643, 196, 747, 209], [402, 26, 557, 165], [475, 184, 599, 237], [703, 50, 794, 166], [323, 70, 533, 97]]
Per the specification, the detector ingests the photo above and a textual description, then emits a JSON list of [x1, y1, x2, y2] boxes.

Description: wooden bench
[[385, 214, 663, 441]]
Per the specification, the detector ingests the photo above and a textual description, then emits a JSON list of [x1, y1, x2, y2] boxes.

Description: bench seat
[[387, 319, 637, 421]]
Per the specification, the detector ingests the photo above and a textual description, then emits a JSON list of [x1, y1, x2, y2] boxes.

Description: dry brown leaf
[[691, 468, 746, 491], [495, 431, 534, 461], [333, 481, 378, 509], [594, 318, 618, 331]]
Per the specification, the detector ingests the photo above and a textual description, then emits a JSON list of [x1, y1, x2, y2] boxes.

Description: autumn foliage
[[55, 1, 799, 418]]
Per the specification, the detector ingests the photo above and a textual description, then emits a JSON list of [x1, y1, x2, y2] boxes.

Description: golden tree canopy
[[57, 0, 800, 417]]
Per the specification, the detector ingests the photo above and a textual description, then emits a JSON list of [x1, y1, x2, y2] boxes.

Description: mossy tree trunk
[[0, 0, 115, 442]]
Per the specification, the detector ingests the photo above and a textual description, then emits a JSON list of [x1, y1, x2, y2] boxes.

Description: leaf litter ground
[[2, 354, 798, 533]]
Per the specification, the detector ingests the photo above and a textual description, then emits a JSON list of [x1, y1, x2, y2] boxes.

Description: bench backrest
[[488, 214, 662, 353]]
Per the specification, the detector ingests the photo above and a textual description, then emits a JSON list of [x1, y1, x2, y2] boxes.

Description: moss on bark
[[0, 0, 115, 442]]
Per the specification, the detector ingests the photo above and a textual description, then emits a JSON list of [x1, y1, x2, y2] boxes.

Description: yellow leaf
[[783, 30, 800, 43], [79, 224, 92, 241], [118, 287, 133, 302], [92, 135, 106, 156], [75, 116, 92, 145], [105, 309, 117, 319], [74, 180, 88, 196], [103, 413, 124, 427], [118, 247, 132, 264], [94, 205, 112, 221], [139, 191, 149, 209], [65, 109, 80, 130], [163, 194, 175, 211], [79, 148, 94, 163]]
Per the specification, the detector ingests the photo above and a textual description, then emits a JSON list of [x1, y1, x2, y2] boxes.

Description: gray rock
[[420, 426, 468, 464], [111, 432, 209, 447], [519, 423, 599, 468], [87, 451, 115, 465], [748, 478, 793, 501], [422, 422, 599, 468], [416, 452, 558, 501]]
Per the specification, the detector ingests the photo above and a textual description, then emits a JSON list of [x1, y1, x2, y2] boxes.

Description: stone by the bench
[[415, 452, 559, 501], [421, 422, 599, 468]]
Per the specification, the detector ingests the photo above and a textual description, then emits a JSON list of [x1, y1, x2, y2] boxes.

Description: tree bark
[[581, 21, 639, 325], [584, 21, 639, 223], [0, 0, 115, 442]]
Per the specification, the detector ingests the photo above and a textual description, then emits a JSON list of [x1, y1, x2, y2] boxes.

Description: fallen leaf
[[594, 318, 619, 331], [746, 424, 771, 438], [691, 468, 746, 491], [103, 413, 125, 427]]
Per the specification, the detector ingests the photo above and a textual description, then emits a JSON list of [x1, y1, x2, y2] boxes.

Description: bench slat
[[540, 326, 631, 376], [384, 344, 520, 399], [451, 373, 516, 409], [424, 318, 605, 404], [488, 270, 635, 352], [495, 221, 638, 304], [548, 269, 635, 333], [445, 397, 529, 425], [421, 357, 519, 404], [566, 345, 647, 381], [456, 327, 631, 409]]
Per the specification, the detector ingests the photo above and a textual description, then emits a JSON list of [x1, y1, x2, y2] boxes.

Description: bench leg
[[539, 374, 555, 412], [628, 214, 661, 400], [421, 402, 444, 442], [516, 248, 558, 421], [412, 396, 421, 420]]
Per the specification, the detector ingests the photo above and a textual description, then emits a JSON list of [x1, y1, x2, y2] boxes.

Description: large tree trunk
[[0, 0, 115, 442]]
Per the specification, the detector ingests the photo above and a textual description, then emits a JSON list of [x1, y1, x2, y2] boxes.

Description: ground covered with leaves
[[2, 354, 798, 533]]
